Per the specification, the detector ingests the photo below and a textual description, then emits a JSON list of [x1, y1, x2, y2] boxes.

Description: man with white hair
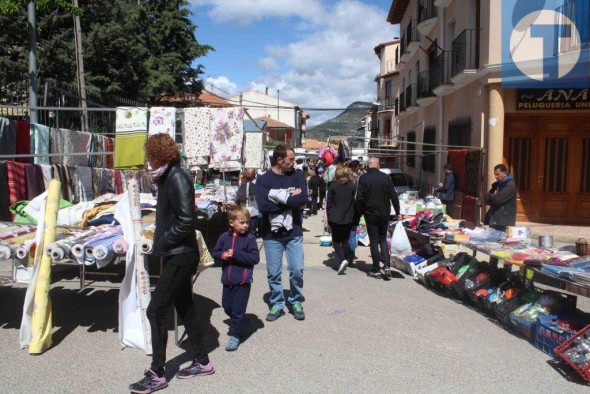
[[355, 157, 400, 279]]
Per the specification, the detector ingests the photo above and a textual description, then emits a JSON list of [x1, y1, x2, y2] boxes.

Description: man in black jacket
[[356, 157, 401, 279], [129, 134, 213, 394], [484, 163, 517, 232]]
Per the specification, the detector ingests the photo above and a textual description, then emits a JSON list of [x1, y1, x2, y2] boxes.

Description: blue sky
[[189, 0, 400, 125]]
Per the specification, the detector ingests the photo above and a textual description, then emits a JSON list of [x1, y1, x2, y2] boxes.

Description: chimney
[[265, 87, 268, 95]]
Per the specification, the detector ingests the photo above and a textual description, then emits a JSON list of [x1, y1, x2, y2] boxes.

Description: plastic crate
[[494, 296, 524, 327], [466, 277, 492, 305], [555, 323, 590, 384], [510, 314, 538, 340], [534, 315, 577, 358]]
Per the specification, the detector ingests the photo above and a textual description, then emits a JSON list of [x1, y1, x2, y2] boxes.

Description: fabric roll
[[15, 120, 31, 163], [183, 107, 211, 167], [31, 124, 50, 165], [243, 132, 264, 169], [5, 161, 26, 207], [149, 107, 176, 138], [24, 163, 46, 200], [49, 128, 64, 165], [0, 162, 11, 221], [112, 237, 127, 255], [114, 107, 148, 169], [0, 117, 17, 157]]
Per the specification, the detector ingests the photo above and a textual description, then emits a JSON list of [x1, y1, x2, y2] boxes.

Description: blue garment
[[256, 169, 308, 240], [436, 172, 455, 202], [349, 228, 357, 254], [222, 284, 251, 338], [263, 236, 304, 308], [213, 230, 259, 286]]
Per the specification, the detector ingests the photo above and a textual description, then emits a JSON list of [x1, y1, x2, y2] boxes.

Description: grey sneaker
[[266, 305, 285, 322], [176, 360, 215, 379], [368, 269, 382, 279], [226, 336, 239, 351], [290, 301, 305, 320], [129, 369, 167, 393]]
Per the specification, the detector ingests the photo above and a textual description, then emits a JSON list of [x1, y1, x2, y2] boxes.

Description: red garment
[[15, 121, 31, 163], [324, 150, 334, 166], [114, 170, 123, 194], [106, 137, 114, 169], [461, 194, 478, 228], [5, 161, 26, 216], [447, 149, 467, 193]]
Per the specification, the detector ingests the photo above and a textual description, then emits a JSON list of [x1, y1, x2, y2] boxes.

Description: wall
[[229, 91, 299, 128]]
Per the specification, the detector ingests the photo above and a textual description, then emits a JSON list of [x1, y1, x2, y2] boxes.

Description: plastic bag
[[391, 221, 412, 255]]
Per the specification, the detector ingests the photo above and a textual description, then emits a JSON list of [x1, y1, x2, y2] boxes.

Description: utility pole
[[72, 0, 89, 132], [27, 1, 38, 125]]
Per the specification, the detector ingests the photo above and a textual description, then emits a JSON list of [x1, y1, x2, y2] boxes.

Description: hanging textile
[[447, 149, 468, 193], [49, 128, 64, 165], [5, 160, 26, 207], [31, 124, 50, 165], [183, 107, 211, 167], [24, 164, 46, 200], [114, 107, 148, 170], [106, 137, 114, 169], [15, 120, 31, 164], [209, 107, 245, 167], [76, 131, 92, 167], [0, 117, 17, 157], [0, 162, 11, 221], [38, 164, 52, 191], [465, 149, 481, 196], [74, 166, 94, 202], [243, 132, 264, 169], [149, 107, 176, 138], [61, 129, 78, 167], [51, 164, 71, 202]]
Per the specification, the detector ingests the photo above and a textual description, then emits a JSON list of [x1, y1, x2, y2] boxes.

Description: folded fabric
[[269, 211, 293, 233], [0, 117, 17, 156], [268, 189, 291, 204], [149, 107, 176, 138], [15, 120, 31, 163], [31, 123, 50, 165], [57, 201, 95, 226]]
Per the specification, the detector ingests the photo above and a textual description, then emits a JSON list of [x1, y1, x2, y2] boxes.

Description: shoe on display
[[176, 360, 215, 379], [129, 369, 168, 394], [266, 305, 285, 322]]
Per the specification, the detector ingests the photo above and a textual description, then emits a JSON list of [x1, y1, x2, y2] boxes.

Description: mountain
[[306, 101, 373, 140]]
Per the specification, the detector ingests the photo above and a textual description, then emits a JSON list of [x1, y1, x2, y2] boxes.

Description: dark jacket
[[213, 230, 260, 285], [256, 169, 309, 240], [307, 175, 325, 197], [436, 172, 455, 202], [356, 168, 400, 219], [153, 163, 199, 257], [327, 180, 357, 225], [484, 175, 517, 227]]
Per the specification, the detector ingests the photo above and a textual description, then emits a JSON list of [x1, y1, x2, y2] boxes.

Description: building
[[256, 116, 295, 145], [229, 89, 309, 147], [386, 0, 590, 225], [374, 39, 401, 148]]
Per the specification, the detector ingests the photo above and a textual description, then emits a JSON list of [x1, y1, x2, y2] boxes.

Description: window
[[448, 117, 472, 148], [422, 126, 436, 173], [385, 80, 393, 99], [407, 131, 416, 167]]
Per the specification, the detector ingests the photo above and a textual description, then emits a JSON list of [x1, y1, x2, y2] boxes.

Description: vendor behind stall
[[484, 164, 517, 232]]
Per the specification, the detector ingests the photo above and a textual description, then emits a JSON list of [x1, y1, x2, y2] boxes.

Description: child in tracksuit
[[213, 205, 260, 351]]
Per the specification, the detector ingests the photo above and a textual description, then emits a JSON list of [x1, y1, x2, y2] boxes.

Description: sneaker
[[383, 267, 392, 279], [290, 301, 305, 320], [266, 305, 285, 322], [226, 336, 239, 351], [129, 369, 167, 394], [337, 260, 349, 275], [368, 269, 382, 279], [176, 360, 215, 379]]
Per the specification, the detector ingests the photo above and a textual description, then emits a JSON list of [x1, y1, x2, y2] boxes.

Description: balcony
[[556, 0, 590, 55], [399, 91, 407, 113], [400, 20, 420, 63], [431, 51, 455, 96], [378, 97, 396, 113], [416, 70, 436, 107], [378, 133, 395, 147], [417, 0, 438, 35], [434, 0, 452, 6], [451, 29, 479, 85], [404, 84, 419, 114]]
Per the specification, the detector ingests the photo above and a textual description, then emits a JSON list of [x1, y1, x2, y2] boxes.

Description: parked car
[[295, 155, 307, 171], [379, 168, 415, 194]]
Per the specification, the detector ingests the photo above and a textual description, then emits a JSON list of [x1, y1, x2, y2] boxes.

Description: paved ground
[[1, 214, 590, 393]]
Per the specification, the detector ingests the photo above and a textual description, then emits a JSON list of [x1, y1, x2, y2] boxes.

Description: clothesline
[[0, 151, 114, 159]]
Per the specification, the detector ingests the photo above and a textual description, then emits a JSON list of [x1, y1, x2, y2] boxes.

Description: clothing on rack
[[0, 118, 17, 157], [15, 120, 31, 164], [149, 107, 176, 138], [114, 107, 148, 169]]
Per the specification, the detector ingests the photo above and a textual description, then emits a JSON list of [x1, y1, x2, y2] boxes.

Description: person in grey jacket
[[484, 164, 517, 232], [436, 163, 456, 217]]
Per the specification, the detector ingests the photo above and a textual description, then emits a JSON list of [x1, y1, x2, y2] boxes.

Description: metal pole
[[72, 0, 89, 132], [27, 1, 38, 125]]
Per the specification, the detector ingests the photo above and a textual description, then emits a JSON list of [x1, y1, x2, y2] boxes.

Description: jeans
[[349, 228, 357, 255], [147, 253, 208, 371], [222, 284, 251, 338], [263, 236, 304, 308], [329, 222, 353, 263], [365, 216, 390, 269]]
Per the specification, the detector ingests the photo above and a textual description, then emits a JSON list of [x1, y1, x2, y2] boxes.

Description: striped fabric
[[5, 160, 26, 206]]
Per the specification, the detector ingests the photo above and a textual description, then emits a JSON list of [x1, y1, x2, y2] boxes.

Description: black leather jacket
[[153, 163, 198, 256]]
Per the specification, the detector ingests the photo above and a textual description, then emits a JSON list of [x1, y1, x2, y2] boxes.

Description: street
[[0, 213, 588, 393]]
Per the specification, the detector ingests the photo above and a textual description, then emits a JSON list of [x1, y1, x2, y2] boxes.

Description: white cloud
[[259, 57, 279, 71], [204, 76, 240, 96]]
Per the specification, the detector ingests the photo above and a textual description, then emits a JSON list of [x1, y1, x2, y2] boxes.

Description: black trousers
[[222, 284, 251, 338], [310, 195, 318, 215], [330, 222, 354, 263], [365, 216, 390, 269], [318, 191, 325, 209], [147, 253, 208, 371], [249, 216, 259, 237]]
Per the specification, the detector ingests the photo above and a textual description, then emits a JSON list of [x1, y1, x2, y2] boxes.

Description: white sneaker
[[337, 260, 349, 275]]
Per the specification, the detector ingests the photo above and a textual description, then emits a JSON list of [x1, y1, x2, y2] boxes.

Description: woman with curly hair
[[129, 133, 214, 394], [326, 165, 358, 275]]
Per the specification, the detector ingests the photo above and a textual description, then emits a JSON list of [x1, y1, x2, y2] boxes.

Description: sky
[[188, 0, 400, 126]]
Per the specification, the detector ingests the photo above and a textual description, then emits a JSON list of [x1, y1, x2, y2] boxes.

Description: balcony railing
[[556, 0, 590, 54], [399, 91, 407, 112], [418, 0, 437, 24], [401, 19, 420, 55], [431, 51, 453, 89], [405, 84, 417, 108], [400, 33, 406, 55], [379, 97, 396, 112], [394, 97, 399, 116], [451, 29, 479, 77], [417, 70, 434, 99]]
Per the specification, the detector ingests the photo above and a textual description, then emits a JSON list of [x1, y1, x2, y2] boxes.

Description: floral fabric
[[243, 132, 263, 169], [184, 108, 211, 167], [149, 107, 176, 139]]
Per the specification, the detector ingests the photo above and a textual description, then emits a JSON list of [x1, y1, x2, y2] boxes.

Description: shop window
[[422, 126, 436, 173], [448, 117, 472, 148], [407, 131, 416, 167]]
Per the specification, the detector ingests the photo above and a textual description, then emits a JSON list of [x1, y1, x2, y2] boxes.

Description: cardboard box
[[507, 226, 530, 240]]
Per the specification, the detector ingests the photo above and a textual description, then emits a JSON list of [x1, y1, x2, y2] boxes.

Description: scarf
[[150, 164, 168, 182]]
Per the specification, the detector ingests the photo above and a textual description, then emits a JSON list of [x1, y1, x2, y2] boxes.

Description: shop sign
[[516, 89, 590, 110]]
